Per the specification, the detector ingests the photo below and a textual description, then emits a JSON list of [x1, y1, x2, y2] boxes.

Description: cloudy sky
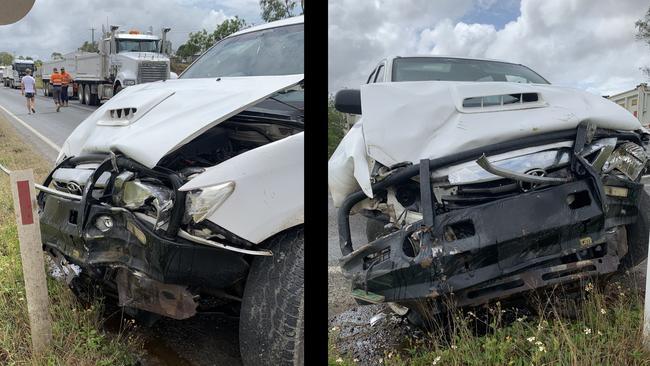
[[0, 0, 262, 60], [329, 0, 650, 96]]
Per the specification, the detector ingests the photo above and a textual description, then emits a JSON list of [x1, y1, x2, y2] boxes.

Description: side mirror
[[169, 72, 178, 79], [334, 89, 361, 115]]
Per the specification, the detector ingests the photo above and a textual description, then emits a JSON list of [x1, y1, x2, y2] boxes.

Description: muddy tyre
[[239, 227, 304, 366], [620, 189, 650, 270]]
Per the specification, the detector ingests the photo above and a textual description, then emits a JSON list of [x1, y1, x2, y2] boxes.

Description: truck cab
[[8, 59, 35, 89], [102, 30, 171, 92]]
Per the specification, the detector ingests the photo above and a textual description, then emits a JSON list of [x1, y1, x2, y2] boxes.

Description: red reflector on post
[[16, 180, 34, 225]]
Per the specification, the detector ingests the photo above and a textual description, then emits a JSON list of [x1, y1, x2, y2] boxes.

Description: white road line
[[0, 103, 62, 152]]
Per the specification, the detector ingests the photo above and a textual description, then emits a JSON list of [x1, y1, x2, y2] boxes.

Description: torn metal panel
[[116, 268, 198, 320]]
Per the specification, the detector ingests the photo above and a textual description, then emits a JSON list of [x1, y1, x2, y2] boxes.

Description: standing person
[[60, 67, 72, 107], [50, 67, 62, 112], [20, 68, 36, 115]]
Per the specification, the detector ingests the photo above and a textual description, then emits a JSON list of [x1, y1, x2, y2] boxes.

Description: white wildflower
[[527, 336, 536, 343], [585, 283, 594, 292], [534, 341, 543, 346], [600, 308, 607, 315], [451, 345, 458, 350], [432, 355, 442, 365], [584, 328, 592, 335], [597, 331, 603, 336], [538, 345, 546, 353], [335, 358, 343, 364]]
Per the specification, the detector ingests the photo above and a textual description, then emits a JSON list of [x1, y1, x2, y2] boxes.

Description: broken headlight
[[602, 142, 649, 180], [185, 181, 235, 223]]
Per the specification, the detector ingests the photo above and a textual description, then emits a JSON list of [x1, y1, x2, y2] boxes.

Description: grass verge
[[0, 113, 141, 365], [329, 276, 650, 365]]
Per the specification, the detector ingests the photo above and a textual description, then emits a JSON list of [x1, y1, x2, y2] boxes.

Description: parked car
[[38, 15, 304, 365], [329, 56, 650, 325]]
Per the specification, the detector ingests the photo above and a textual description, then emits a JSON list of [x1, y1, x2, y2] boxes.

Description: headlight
[[185, 181, 235, 223], [123, 79, 136, 86], [603, 142, 649, 180]]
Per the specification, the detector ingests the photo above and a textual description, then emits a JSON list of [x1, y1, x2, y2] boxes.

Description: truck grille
[[138, 61, 168, 83]]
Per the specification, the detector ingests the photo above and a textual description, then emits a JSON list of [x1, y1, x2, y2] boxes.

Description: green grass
[[0, 115, 142, 365], [330, 279, 650, 365]]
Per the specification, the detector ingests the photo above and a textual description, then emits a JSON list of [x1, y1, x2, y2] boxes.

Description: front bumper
[[40, 193, 249, 319]]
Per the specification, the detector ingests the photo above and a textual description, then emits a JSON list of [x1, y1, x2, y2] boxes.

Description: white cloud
[[329, 0, 650, 96], [0, 0, 260, 60], [328, 0, 473, 92]]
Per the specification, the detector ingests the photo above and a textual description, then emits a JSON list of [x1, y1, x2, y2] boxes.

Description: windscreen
[[392, 57, 549, 84], [116, 39, 160, 53], [14, 62, 33, 72], [181, 23, 304, 79]]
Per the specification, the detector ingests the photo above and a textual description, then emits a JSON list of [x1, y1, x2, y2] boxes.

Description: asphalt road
[[0, 84, 242, 366]]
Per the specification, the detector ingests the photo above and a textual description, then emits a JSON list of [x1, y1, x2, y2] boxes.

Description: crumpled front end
[[338, 123, 650, 313], [39, 86, 304, 320]]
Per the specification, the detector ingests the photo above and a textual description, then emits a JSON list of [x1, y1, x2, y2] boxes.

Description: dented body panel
[[58, 74, 304, 168], [180, 132, 304, 244]]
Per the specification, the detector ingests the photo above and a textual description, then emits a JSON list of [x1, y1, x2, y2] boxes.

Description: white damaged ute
[[330, 56, 650, 325], [38, 16, 304, 365]]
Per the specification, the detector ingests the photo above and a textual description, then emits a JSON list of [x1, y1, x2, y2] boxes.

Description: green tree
[[259, 0, 302, 23], [51, 52, 63, 60], [328, 98, 348, 157], [210, 16, 247, 43], [34, 59, 43, 69], [176, 16, 247, 58], [636, 6, 650, 77], [0, 52, 12, 65], [79, 41, 99, 53]]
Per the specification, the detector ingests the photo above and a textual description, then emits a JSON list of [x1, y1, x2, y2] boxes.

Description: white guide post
[[9, 169, 52, 354]]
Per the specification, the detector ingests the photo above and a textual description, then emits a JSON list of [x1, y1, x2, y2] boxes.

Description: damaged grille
[[137, 61, 168, 83]]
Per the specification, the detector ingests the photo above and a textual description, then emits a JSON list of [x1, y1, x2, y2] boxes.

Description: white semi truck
[[3, 59, 35, 88], [41, 26, 172, 106]]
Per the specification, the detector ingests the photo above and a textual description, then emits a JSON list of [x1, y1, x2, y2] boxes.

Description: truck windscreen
[[14, 63, 33, 72], [117, 39, 160, 53], [180, 23, 304, 79]]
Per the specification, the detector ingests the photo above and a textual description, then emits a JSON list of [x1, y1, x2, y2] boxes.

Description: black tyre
[[79, 83, 86, 104], [239, 227, 304, 366], [620, 189, 650, 270]]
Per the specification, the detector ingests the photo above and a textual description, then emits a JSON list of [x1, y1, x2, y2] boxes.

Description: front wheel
[[239, 227, 304, 366], [619, 189, 650, 270]]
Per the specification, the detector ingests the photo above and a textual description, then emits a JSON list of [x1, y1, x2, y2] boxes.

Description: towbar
[[0, 162, 83, 201]]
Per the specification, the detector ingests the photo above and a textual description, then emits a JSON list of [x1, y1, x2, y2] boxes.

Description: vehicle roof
[[228, 15, 303, 38], [14, 59, 34, 64], [113, 33, 160, 40], [386, 55, 525, 66]]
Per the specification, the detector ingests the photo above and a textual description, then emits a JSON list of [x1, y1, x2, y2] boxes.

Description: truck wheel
[[83, 84, 91, 105], [620, 189, 650, 270], [239, 227, 304, 366], [79, 83, 86, 104], [114, 83, 123, 95], [90, 91, 100, 106]]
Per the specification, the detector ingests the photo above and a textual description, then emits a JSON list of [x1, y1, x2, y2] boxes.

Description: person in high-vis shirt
[[60, 67, 72, 107], [50, 68, 62, 112]]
